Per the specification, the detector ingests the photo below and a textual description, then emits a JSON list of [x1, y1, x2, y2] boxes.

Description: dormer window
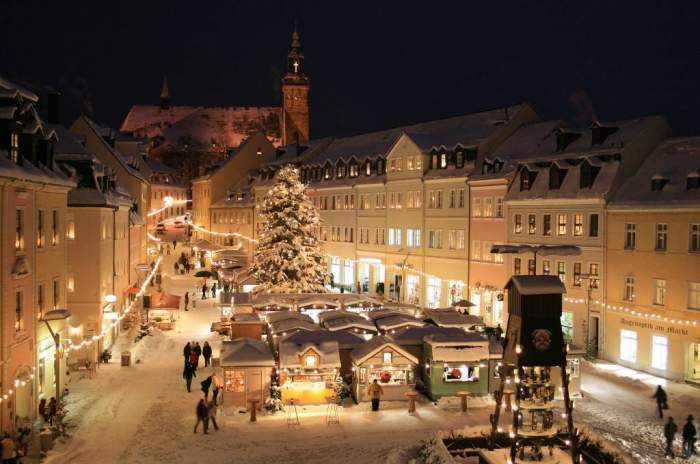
[[349, 161, 359, 177], [365, 160, 372, 176], [376, 158, 385, 175], [549, 164, 568, 190], [336, 162, 347, 179], [439, 152, 447, 168], [580, 160, 600, 189], [651, 176, 668, 192], [324, 164, 333, 180], [305, 354, 317, 367], [465, 147, 478, 162], [481, 161, 492, 174], [431, 152, 438, 169], [10, 132, 19, 164], [455, 151, 465, 168], [688, 173, 700, 190], [520, 167, 536, 191], [591, 123, 619, 146], [494, 160, 504, 172], [556, 130, 581, 152]]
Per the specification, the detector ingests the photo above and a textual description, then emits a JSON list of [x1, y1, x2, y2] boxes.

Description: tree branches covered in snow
[[251, 165, 328, 294]]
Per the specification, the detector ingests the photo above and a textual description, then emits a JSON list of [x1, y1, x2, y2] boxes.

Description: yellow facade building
[[604, 137, 700, 381]]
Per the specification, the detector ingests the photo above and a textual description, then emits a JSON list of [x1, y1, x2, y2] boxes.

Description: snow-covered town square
[[3, 2, 700, 464]]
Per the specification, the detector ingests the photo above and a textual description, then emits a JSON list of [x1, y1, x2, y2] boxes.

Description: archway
[[13, 368, 34, 427]]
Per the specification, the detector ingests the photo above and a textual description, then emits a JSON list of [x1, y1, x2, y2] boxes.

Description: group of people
[[200, 282, 217, 300], [174, 251, 193, 275], [182, 341, 221, 434], [38, 397, 58, 424], [0, 427, 30, 464], [655, 385, 697, 458]]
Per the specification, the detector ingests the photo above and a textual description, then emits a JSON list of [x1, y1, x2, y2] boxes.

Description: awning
[[150, 292, 181, 309]]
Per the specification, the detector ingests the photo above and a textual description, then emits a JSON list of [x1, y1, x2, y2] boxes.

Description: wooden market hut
[[278, 338, 341, 405], [421, 331, 491, 399], [281, 330, 365, 377], [219, 338, 275, 410], [350, 336, 419, 402]]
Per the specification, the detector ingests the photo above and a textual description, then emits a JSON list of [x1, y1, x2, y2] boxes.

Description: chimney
[[47, 90, 62, 124]]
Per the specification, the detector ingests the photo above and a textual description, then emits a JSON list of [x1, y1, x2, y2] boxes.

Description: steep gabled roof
[[220, 338, 275, 367], [350, 336, 419, 365]]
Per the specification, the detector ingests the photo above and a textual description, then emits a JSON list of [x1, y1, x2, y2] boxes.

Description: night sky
[[3, 1, 699, 137]]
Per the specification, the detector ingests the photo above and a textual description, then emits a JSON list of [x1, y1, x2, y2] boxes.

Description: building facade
[[604, 137, 700, 381]]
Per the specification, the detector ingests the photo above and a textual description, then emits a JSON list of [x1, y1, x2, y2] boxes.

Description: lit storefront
[[278, 340, 341, 404], [606, 311, 700, 381], [406, 275, 420, 305], [351, 337, 418, 401], [470, 285, 505, 327], [426, 277, 442, 308]]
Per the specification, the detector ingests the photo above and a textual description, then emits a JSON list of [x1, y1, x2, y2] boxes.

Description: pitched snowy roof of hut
[[423, 309, 485, 328], [389, 326, 466, 346], [280, 329, 365, 349], [278, 340, 341, 368], [505, 275, 566, 295], [269, 318, 318, 334], [350, 336, 418, 365], [374, 314, 425, 331], [220, 338, 275, 367]]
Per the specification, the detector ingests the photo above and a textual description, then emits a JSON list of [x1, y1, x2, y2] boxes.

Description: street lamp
[[40, 309, 72, 408], [578, 273, 598, 358]]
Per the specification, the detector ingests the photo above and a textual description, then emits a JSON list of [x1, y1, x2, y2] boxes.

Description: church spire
[[160, 76, 170, 110], [282, 20, 310, 146], [285, 20, 307, 81]]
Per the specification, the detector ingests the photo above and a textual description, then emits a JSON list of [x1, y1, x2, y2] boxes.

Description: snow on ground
[[575, 360, 700, 463], [42, 248, 700, 463]]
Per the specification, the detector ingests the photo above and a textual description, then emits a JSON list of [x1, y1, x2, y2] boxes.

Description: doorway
[[589, 315, 600, 357], [689, 344, 700, 381]]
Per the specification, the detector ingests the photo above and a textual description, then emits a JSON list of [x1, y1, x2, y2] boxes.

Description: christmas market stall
[[421, 331, 491, 399], [147, 292, 181, 329], [220, 338, 275, 410], [282, 330, 365, 377], [351, 336, 418, 402], [278, 339, 341, 404], [230, 312, 265, 340]]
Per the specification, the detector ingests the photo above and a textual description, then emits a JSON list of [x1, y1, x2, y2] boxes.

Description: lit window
[[15, 288, 24, 332], [625, 223, 636, 249], [15, 209, 24, 252], [690, 223, 700, 252], [514, 214, 522, 234], [688, 282, 700, 310], [37, 210, 45, 248], [655, 223, 668, 251], [383, 352, 392, 364], [557, 214, 567, 236], [528, 214, 536, 235], [653, 279, 666, 306], [473, 198, 482, 217], [574, 214, 583, 236], [305, 355, 317, 368], [620, 329, 638, 363], [624, 276, 635, 302], [651, 335, 668, 370]]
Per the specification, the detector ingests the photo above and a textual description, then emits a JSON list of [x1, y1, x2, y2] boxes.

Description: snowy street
[[42, 249, 700, 464]]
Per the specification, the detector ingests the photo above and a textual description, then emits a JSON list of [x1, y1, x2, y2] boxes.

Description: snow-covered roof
[[278, 340, 341, 369], [269, 318, 318, 335], [610, 137, 700, 208], [232, 313, 261, 324], [220, 338, 275, 367], [265, 311, 314, 324], [302, 105, 524, 166], [318, 310, 356, 324], [0, 150, 74, 188], [389, 326, 467, 346], [423, 331, 488, 345], [0, 76, 38, 102], [66, 187, 117, 207], [323, 315, 377, 332], [280, 329, 365, 349], [374, 314, 425, 331], [425, 332, 490, 362], [350, 336, 419, 365], [120, 104, 283, 148], [423, 309, 485, 328], [506, 275, 566, 295], [49, 124, 92, 160]]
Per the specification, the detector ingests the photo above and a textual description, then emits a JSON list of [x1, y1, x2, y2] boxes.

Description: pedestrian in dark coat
[[211, 282, 217, 298], [184, 292, 190, 311], [183, 363, 196, 392], [48, 397, 57, 424], [194, 399, 209, 434], [194, 342, 202, 357], [653, 385, 668, 418], [207, 399, 219, 431], [201, 283, 208, 300], [202, 342, 212, 367], [683, 415, 697, 458], [183, 342, 191, 361], [38, 398, 48, 422], [664, 417, 678, 458], [201, 375, 213, 400]]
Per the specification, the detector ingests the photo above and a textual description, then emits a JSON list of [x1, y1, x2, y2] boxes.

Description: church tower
[[282, 22, 310, 145], [160, 76, 170, 110]]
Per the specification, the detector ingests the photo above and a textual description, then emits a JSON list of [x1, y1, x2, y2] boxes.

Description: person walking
[[39, 398, 48, 422], [184, 292, 190, 311], [194, 342, 202, 358], [183, 362, 196, 392], [665, 416, 678, 458], [194, 399, 209, 434], [48, 397, 57, 424], [683, 415, 697, 458], [212, 372, 221, 405], [202, 341, 212, 367], [367, 379, 384, 412], [211, 282, 217, 299], [183, 342, 192, 363], [192, 298, 196, 310], [201, 375, 213, 400], [653, 385, 668, 419], [207, 399, 219, 431], [201, 283, 208, 300], [173, 240, 177, 249]]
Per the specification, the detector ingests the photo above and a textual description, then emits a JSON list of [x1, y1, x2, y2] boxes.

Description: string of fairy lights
[[185, 220, 699, 332], [146, 197, 190, 218]]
